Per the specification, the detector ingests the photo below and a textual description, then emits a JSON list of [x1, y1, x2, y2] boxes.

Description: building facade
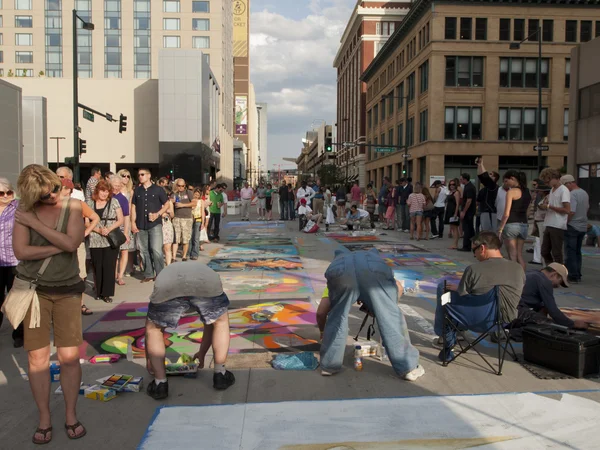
[[362, 0, 599, 189], [334, 0, 410, 187], [568, 36, 600, 219], [0, 0, 235, 182]]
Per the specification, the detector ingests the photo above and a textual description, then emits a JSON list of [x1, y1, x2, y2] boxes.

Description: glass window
[[192, 36, 209, 48], [46, 17, 61, 28], [419, 110, 428, 142], [499, 18, 511, 41], [566, 20, 577, 42], [528, 19, 539, 38], [0, 16, 3, 28], [581, 21, 592, 42], [163, 18, 180, 30], [564, 109, 569, 141], [397, 123, 403, 147], [163, 36, 180, 48], [135, 18, 150, 30], [15, 0, 32, 10], [15, 15, 32, 27], [498, 107, 548, 140], [135, 52, 150, 65], [135, 35, 150, 48], [0, 51, 3, 63], [367, 110, 372, 129], [475, 18, 487, 40], [388, 91, 394, 115], [192, 1, 209, 13], [193, 18, 209, 31], [419, 60, 429, 93], [565, 58, 571, 88], [105, 17, 120, 29], [15, 33, 33, 46], [374, 105, 378, 125], [46, 52, 61, 64], [164, 0, 179, 12], [460, 17, 472, 40], [388, 129, 394, 147], [445, 17, 457, 39], [445, 106, 482, 140], [408, 72, 415, 101], [105, 0, 120, 11], [542, 19, 553, 42], [514, 19, 525, 41], [381, 99, 386, 121], [105, 35, 120, 47], [16, 68, 33, 77], [46, 34, 60, 46], [445, 56, 484, 87], [134, 0, 150, 12], [47, 0, 61, 11], [499, 57, 549, 88], [105, 52, 121, 65], [406, 118, 414, 147], [15, 51, 32, 63], [397, 82, 404, 108]]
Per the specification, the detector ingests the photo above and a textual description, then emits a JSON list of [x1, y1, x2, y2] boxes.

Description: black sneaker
[[146, 380, 169, 400], [213, 371, 235, 390]]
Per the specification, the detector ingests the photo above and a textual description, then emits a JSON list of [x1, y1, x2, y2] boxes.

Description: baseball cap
[[548, 262, 569, 287], [300, 198, 307, 205], [61, 178, 74, 190], [560, 174, 575, 184]]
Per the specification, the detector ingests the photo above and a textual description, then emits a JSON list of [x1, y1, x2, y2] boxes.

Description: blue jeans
[[321, 249, 420, 376], [287, 200, 295, 220], [280, 200, 288, 220], [137, 225, 164, 279], [188, 221, 201, 258], [565, 226, 585, 280]]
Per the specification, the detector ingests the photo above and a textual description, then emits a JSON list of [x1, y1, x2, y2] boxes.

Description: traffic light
[[325, 137, 333, 152], [79, 138, 87, 155], [119, 113, 127, 133]]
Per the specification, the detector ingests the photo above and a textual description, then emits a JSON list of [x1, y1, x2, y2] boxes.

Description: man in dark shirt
[[398, 178, 412, 232], [378, 177, 390, 222], [278, 183, 289, 220], [476, 157, 500, 232], [458, 173, 477, 252], [516, 264, 587, 329], [131, 168, 169, 282]]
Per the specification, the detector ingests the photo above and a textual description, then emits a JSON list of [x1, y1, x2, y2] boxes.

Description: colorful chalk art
[[221, 272, 314, 296], [209, 257, 303, 272], [83, 300, 319, 358]]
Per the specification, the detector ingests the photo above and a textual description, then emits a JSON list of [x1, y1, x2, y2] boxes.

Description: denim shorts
[[147, 293, 230, 328], [503, 222, 528, 240], [410, 211, 423, 217]]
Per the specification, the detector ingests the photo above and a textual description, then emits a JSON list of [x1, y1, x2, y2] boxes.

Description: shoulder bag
[[1, 199, 69, 329], [103, 199, 127, 249]]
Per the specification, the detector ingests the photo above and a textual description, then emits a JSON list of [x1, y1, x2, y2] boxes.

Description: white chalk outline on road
[[139, 392, 600, 450]]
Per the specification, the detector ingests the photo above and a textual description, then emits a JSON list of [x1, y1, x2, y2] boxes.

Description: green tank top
[[17, 199, 82, 287]]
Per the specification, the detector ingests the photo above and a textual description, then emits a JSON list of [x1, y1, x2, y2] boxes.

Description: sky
[[250, 0, 356, 170]]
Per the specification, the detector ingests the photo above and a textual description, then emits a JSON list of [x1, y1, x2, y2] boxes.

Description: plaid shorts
[[147, 293, 230, 329], [172, 217, 193, 244]]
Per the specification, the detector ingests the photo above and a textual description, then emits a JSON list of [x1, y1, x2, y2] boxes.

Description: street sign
[[375, 147, 395, 153], [533, 145, 549, 151], [403, 153, 412, 158], [83, 110, 94, 122], [342, 142, 354, 147]]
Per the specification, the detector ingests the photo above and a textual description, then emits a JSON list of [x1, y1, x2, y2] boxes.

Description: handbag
[[1, 199, 69, 329], [200, 227, 209, 243], [102, 200, 126, 249]]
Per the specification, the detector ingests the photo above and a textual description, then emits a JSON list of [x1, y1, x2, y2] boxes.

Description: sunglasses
[[58, 175, 65, 179], [138, 173, 148, 177], [0, 190, 14, 197], [472, 244, 482, 254], [40, 185, 61, 201], [122, 174, 131, 179]]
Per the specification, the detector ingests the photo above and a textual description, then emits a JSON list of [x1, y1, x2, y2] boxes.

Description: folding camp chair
[[440, 284, 518, 375]]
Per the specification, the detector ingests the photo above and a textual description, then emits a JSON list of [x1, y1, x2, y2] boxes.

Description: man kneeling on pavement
[[316, 247, 425, 381], [145, 263, 235, 400], [433, 232, 525, 361], [510, 263, 588, 339]]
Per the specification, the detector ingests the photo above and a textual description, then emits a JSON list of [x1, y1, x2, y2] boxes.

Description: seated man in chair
[[433, 232, 525, 361]]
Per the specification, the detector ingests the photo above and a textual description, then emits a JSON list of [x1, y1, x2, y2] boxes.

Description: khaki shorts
[[24, 290, 83, 351], [173, 218, 193, 244]]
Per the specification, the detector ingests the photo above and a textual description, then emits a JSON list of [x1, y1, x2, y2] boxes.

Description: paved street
[[1, 212, 600, 449]]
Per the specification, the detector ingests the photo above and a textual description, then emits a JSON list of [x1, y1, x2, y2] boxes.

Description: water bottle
[[126, 341, 133, 362], [354, 345, 363, 371]]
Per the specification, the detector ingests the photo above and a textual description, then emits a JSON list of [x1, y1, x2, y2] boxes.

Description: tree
[[317, 164, 343, 187]]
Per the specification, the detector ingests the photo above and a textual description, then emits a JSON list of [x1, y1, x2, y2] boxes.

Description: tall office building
[[0, 0, 235, 183]]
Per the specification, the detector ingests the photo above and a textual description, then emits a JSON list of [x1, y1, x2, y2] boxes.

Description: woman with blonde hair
[[13, 164, 87, 443], [0, 177, 25, 346], [116, 169, 137, 278]]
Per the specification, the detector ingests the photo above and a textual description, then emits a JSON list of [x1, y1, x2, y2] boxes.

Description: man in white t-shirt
[[240, 182, 253, 221], [539, 168, 571, 265], [431, 180, 447, 238]]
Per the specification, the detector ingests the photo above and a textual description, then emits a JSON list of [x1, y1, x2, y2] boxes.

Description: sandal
[[32, 426, 52, 445], [103, 297, 113, 303], [81, 305, 93, 316], [116, 278, 125, 286], [64, 422, 86, 440]]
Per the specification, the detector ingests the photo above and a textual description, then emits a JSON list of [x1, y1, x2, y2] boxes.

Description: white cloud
[[250, 1, 355, 166]]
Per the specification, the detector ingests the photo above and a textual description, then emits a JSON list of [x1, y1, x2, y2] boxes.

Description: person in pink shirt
[[407, 182, 426, 241], [350, 181, 362, 206]]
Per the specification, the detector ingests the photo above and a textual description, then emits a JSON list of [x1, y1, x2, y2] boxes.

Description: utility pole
[[50, 136, 65, 167]]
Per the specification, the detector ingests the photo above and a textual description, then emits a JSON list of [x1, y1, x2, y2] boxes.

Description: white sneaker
[[403, 365, 425, 381], [321, 369, 335, 376]]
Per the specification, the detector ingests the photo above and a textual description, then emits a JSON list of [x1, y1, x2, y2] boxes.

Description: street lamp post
[[72, 9, 94, 183], [510, 26, 543, 174], [50, 136, 65, 167], [382, 94, 410, 176]]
